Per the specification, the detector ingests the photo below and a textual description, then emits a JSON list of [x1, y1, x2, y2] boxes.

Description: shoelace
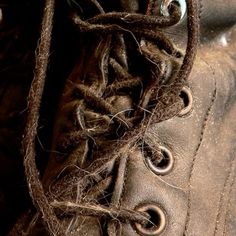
[[22, 0, 199, 235]]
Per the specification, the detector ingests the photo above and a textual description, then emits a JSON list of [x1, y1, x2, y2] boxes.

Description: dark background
[[0, 1, 80, 234]]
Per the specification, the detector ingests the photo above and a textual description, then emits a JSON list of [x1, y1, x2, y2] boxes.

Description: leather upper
[[11, 1, 236, 236], [118, 26, 236, 235]]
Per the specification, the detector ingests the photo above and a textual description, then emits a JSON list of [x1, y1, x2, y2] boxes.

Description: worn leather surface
[[41, 7, 236, 236], [119, 25, 236, 236], [60, 9, 236, 236], [3, 1, 236, 235], [42, 25, 236, 236], [52, 25, 236, 236]]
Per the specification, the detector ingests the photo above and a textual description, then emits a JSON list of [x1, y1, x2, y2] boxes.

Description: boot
[[9, 0, 236, 235]]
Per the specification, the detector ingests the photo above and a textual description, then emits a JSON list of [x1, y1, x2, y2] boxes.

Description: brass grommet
[[178, 86, 193, 116], [134, 204, 166, 236], [160, 0, 187, 21], [146, 146, 174, 176]]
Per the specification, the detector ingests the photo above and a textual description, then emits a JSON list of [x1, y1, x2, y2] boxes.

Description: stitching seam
[[184, 78, 217, 235]]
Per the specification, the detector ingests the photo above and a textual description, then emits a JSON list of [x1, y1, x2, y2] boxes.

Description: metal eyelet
[[178, 86, 193, 116], [160, 0, 187, 21], [134, 204, 166, 236], [145, 146, 174, 176]]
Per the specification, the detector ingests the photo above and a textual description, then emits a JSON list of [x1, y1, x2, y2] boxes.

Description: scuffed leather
[[61, 25, 236, 236], [118, 26, 236, 235], [40, 17, 236, 236], [16, 4, 236, 236]]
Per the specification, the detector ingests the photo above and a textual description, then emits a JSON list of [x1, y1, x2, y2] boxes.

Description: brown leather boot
[[9, 0, 236, 235]]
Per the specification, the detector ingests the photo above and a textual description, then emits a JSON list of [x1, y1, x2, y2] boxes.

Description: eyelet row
[[135, 86, 193, 235], [134, 145, 170, 235]]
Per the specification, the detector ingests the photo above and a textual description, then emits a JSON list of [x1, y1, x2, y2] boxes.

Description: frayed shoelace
[[19, 0, 200, 235]]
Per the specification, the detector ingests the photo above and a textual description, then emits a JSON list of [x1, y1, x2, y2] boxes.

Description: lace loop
[[86, 4, 181, 27]]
